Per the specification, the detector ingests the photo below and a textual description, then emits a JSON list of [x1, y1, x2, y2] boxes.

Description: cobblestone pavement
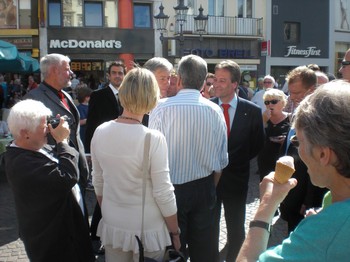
[[0, 158, 288, 262]]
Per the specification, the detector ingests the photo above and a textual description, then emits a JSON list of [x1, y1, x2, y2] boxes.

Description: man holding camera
[[24, 53, 89, 219]]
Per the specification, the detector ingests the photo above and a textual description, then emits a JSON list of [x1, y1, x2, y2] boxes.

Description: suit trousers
[[212, 192, 247, 262], [174, 174, 216, 262]]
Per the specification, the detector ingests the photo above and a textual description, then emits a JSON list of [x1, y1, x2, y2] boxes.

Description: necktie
[[58, 90, 70, 111], [222, 104, 231, 137]]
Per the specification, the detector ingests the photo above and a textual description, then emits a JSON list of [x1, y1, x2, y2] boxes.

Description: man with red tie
[[24, 53, 89, 216], [211, 60, 265, 261]]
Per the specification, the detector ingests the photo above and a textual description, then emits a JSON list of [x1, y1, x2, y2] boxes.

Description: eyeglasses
[[290, 135, 299, 147], [341, 60, 350, 67], [263, 81, 272, 84], [264, 99, 279, 105], [206, 82, 213, 86]]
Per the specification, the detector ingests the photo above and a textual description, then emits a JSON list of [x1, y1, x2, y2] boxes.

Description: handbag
[[136, 132, 185, 262], [136, 132, 157, 262]]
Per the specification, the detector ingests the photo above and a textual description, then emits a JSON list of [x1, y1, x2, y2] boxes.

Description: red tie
[[58, 91, 70, 111], [222, 104, 230, 137]]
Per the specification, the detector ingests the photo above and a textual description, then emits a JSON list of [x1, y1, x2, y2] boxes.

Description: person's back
[[150, 55, 228, 261]]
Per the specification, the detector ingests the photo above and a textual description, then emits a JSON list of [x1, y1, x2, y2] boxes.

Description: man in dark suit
[[84, 61, 126, 153], [211, 60, 264, 261], [84, 61, 126, 249], [25, 53, 89, 198]]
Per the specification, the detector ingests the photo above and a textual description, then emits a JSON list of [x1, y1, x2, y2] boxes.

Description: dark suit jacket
[[211, 96, 265, 198], [85, 86, 123, 153], [5, 143, 95, 262], [25, 83, 89, 188]]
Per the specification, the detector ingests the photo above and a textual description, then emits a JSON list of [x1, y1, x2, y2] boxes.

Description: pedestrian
[[280, 66, 327, 233], [5, 99, 95, 262], [211, 60, 264, 261], [258, 89, 290, 181], [91, 67, 180, 261], [149, 54, 228, 261], [85, 61, 126, 253], [24, 53, 90, 220], [237, 80, 350, 261], [143, 57, 173, 99], [339, 48, 350, 82]]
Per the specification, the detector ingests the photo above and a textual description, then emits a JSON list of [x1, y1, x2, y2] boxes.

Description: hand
[[48, 116, 70, 143], [262, 109, 271, 123], [171, 234, 181, 252], [258, 173, 298, 221]]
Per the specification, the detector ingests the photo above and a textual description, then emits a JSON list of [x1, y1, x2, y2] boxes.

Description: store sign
[[49, 39, 122, 49], [285, 46, 321, 57], [183, 48, 252, 59]]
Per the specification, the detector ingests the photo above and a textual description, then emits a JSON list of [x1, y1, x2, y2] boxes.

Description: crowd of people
[[2, 47, 350, 262]]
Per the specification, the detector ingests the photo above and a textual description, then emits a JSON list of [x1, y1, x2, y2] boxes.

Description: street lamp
[[154, 1, 208, 57], [153, 4, 169, 43]]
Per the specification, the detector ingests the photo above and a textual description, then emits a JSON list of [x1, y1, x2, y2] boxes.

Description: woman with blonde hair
[[91, 68, 180, 261], [258, 88, 290, 181]]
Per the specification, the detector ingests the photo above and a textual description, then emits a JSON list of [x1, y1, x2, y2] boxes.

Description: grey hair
[[40, 53, 70, 80], [264, 75, 276, 85], [143, 57, 173, 73], [293, 80, 350, 178], [8, 99, 52, 139], [177, 54, 208, 90]]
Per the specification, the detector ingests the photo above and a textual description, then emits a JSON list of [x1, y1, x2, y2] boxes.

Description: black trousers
[[212, 192, 247, 262], [90, 202, 101, 240]]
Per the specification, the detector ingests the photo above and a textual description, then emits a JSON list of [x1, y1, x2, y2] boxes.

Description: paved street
[[0, 158, 288, 261]]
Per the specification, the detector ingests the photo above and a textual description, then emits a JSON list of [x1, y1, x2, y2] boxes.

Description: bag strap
[[141, 131, 151, 243]]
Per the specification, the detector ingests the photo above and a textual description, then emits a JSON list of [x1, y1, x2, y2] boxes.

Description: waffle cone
[[274, 162, 295, 184]]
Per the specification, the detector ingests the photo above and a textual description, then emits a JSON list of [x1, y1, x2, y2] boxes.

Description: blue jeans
[[174, 174, 216, 262]]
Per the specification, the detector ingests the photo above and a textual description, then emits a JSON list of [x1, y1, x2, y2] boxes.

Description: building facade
[[155, 0, 266, 87]]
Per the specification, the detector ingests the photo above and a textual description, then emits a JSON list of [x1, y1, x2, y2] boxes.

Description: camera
[[47, 115, 71, 128]]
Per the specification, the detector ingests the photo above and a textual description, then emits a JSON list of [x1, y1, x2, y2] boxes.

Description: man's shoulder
[[24, 83, 47, 98], [239, 97, 261, 110]]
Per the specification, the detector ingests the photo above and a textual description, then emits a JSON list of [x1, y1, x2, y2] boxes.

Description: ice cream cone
[[274, 156, 295, 184]]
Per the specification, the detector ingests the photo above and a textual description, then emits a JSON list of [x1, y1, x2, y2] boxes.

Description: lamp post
[[154, 1, 208, 58]]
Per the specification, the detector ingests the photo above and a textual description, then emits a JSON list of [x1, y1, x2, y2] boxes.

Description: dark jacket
[[5, 143, 95, 262], [211, 96, 265, 198], [24, 82, 89, 189]]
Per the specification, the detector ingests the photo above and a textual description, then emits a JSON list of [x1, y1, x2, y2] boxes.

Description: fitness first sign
[[49, 39, 122, 49], [285, 46, 321, 58]]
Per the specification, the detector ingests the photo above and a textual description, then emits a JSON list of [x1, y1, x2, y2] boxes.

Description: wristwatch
[[249, 220, 271, 233], [170, 227, 181, 236]]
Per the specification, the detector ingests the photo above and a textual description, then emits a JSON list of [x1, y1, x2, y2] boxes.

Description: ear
[[19, 129, 29, 139], [318, 146, 332, 166]]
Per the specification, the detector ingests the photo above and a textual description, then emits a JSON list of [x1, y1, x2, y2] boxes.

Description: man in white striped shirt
[[149, 54, 228, 261]]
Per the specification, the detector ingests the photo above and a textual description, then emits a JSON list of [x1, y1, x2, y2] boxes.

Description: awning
[[0, 40, 39, 73]]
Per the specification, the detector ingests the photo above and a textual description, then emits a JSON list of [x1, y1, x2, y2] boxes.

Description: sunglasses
[[264, 99, 279, 105], [290, 135, 299, 147], [206, 82, 213, 86], [263, 81, 272, 84], [341, 60, 350, 67]]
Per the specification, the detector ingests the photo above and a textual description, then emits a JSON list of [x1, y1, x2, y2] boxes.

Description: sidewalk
[[0, 158, 288, 261]]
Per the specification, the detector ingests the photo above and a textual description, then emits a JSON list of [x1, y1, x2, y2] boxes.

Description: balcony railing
[[175, 14, 263, 37]]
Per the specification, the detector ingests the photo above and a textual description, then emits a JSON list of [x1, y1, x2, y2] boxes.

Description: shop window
[[284, 22, 300, 43], [19, 0, 32, 29], [84, 2, 103, 27], [208, 0, 224, 16], [134, 3, 151, 28], [48, 0, 117, 28], [238, 0, 253, 18], [48, 1, 61, 26]]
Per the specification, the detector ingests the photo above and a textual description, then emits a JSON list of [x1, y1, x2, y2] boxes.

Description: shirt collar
[[109, 84, 118, 95], [218, 94, 238, 108]]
